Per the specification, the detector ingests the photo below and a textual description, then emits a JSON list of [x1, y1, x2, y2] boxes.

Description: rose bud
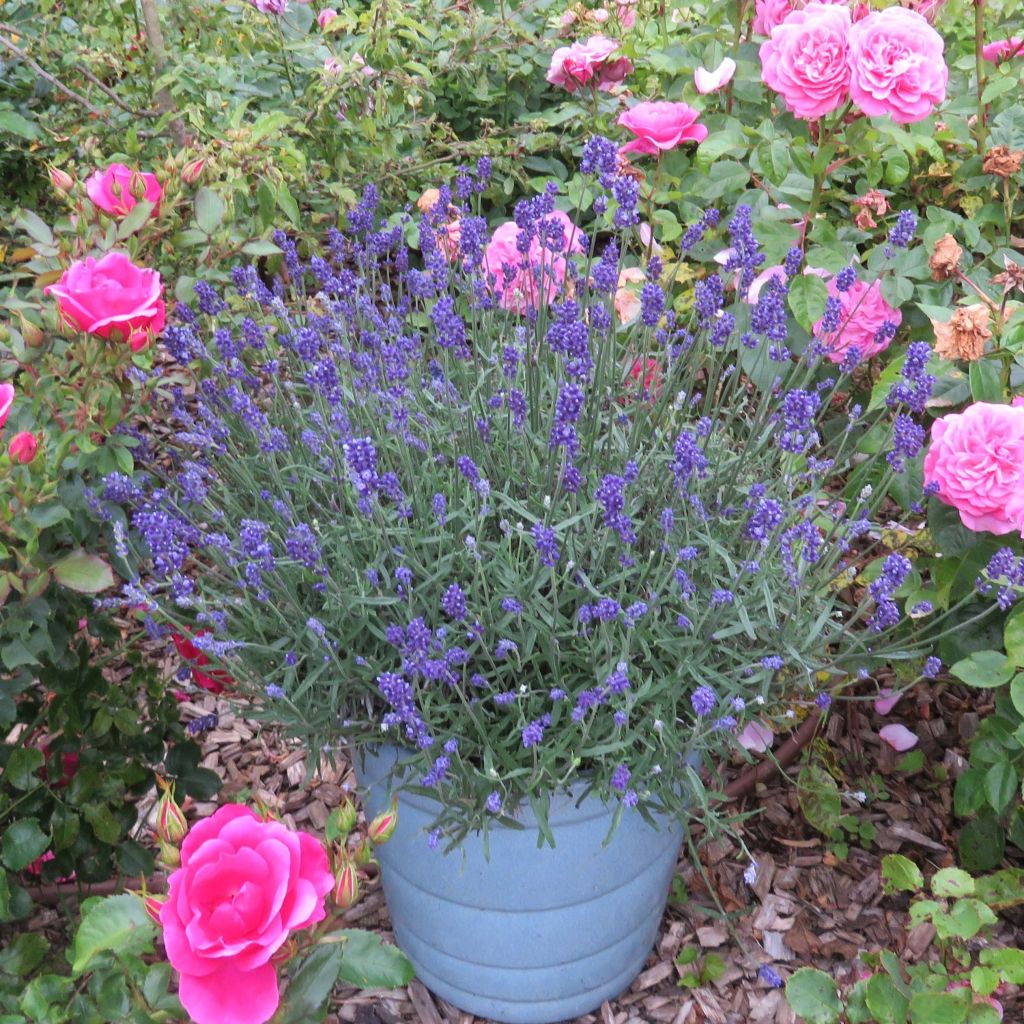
[[331, 797, 358, 837], [367, 797, 398, 845], [143, 892, 167, 925], [181, 158, 206, 185], [333, 856, 360, 909], [353, 839, 374, 867], [157, 839, 181, 868], [155, 782, 188, 844], [48, 164, 75, 194], [129, 170, 151, 200], [9, 431, 38, 464]]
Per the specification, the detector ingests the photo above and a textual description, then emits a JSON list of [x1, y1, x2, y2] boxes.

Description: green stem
[[973, 0, 987, 155], [725, 0, 748, 115], [274, 19, 300, 103]]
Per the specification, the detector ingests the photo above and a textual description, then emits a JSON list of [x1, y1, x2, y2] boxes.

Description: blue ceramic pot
[[359, 745, 684, 1023]]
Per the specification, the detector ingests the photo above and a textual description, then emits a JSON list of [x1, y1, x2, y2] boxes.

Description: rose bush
[[160, 804, 334, 1024]]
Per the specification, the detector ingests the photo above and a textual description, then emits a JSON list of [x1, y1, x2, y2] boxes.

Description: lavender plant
[[105, 140, 999, 847]]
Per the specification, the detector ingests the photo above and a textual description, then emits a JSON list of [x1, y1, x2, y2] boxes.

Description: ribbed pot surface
[[359, 746, 684, 1024]]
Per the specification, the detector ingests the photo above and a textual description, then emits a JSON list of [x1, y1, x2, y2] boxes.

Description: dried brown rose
[[982, 145, 1024, 179], [993, 255, 1024, 294], [932, 305, 992, 362], [852, 189, 889, 230], [928, 233, 963, 281]]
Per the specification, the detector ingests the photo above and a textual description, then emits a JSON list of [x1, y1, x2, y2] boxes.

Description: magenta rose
[[982, 37, 1024, 63], [546, 35, 632, 93], [848, 7, 947, 124], [760, 2, 852, 120], [0, 383, 13, 430], [813, 276, 901, 364], [44, 252, 166, 352], [160, 805, 334, 1024], [617, 101, 708, 156], [483, 209, 583, 313], [923, 402, 1024, 536], [85, 163, 162, 219]]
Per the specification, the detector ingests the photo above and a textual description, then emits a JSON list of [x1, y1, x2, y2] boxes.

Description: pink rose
[[317, 7, 338, 28], [160, 805, 333, 1024], [982, 37, 1024, 63], [1014, 396, 1024, 407], [44, 252, 166, 352], [616, 0, 637, 29], [85, 163, 162, 219], [923, 402, 1024, 535], [753, 0, 795, 35], [617, 101, 708, 156], [814, 276, 901, 364], [483, 210, 584, 314], [0, 383, 13, 430], [760, 3, 852, 120], [546, 35, 633, 93], [848, 8, 947, 124], [694, 57, 737, 94], [9, 431, 38, 464]]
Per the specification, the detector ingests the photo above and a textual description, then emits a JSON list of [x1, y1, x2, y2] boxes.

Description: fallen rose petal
[[880, 723, 918, 751], [874, 687, 901, 716], [738, 721, 774, 753]]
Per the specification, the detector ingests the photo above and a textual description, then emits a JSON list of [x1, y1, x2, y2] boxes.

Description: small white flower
[[653, 718, 664, 731], [850, 791, 867, 803], [744, 860, 758, 886], [543, 495, 552, 509], [519, 684, 527, 695], [652, 764, 662, 775], [859, 485, 873, 500], [566, 559, 576, 569], [785, 709, 796, 719], [754, 695, 765, 706]]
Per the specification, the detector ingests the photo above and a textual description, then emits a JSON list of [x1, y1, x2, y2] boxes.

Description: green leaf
[[759, 139, 791, 186], [51, 807, 80, 850], [27, 503, 70, 529], [335, 930, 415, 988], [70, 894, 156, 976], [981, 947, 1024, 983], [0, 110, 39, 140], [934, 898, 996, 941], [241, 240, 284, 257], [981, 76, 1020, 103], [908, 990, 970, 1024], [277, 184, 300, 227], [950, 650, 1015, 688], [194, 187, 226, 234], [983, 762, 1018, 813], [14, 209, 52, 244], [275, 945, 346, 1023], [865, 972, 910, 1024], [5, 747, 44, 790], [1006, 607, 1024, 667], [959, 817, 1005, 873], [116, 201, 155, 240], [969, 360, 1003, 403], [788, 275, 829, 333], [973, 868, 1024, 911], [970, 966, 1000, 996], [881, 854, 924, 894], [51, 550, 116, 594], [882, 148, 910, 186], [784, 967, 842, 1024], [83, 803, 124, 845], [1, 818, 48, 871], [930, 867, 975, 898]]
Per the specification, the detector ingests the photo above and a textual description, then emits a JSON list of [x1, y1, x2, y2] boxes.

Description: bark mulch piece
[[169, 681, 1021, 1024]]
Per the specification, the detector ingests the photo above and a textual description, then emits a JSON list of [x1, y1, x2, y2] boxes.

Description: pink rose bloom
[[982, 37, 1024, 63], [753, 0, 795, 35], [694, 57, 737, 94], [617, 101, 708, 156], [546, 35, 633, 93], [85, 163, 161, 219], [317, 7, 338, 28], [9, 431, 38, 464], [0, 383, 13, 430], [616, 1, 637, 29], [1014, 396, 1024, 407], [923, 402, 1024, 535], [848, 8, 947, 124], [44, 252, 166, 352], [483, 210, 584, 313], [160, 805, 333, 1024], [760, 3, 852, 120], [814, 276, 901, 364]]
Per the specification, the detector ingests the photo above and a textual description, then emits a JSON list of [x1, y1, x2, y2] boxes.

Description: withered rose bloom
[[929, 233, 963, 281], [993, 255, 1024, 294], [982, 145, 1024, 178], [852, 189, 889, 230], [932, 304, 992, 362]]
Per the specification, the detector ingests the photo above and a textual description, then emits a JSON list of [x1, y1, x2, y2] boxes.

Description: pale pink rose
[[814, 276, 901, 364], [848, 8, 947, 124], [614, 266, 646, 323], [738, 721, 775, 753], [160, 805, 334, 1024], [438, 219, 462, 261], [44, 253, 165, 352], [546, 35, 633, 93], [85, 163, 162, 219], [753, 0, 795, 35], [874, 687, 901, 716], [352, 52, 376, 78], [616, 1, 637, 29], [317, 7, 338, 27], [923, 402, 1024, 535], [982, 37, 1024, 63], [9, 431, 38, 463], [746, 264, 828, 303], [909, 0, 948, 23], [760, 3, 852, 120], [592, 7, 610, 23], [483, 210, 584, 313], [0, 383, 13, 430], [694, 57, 737, 94], [617, 101, 708, 156], [324, 56, 343, 74], [879, 723, 918, 751]]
